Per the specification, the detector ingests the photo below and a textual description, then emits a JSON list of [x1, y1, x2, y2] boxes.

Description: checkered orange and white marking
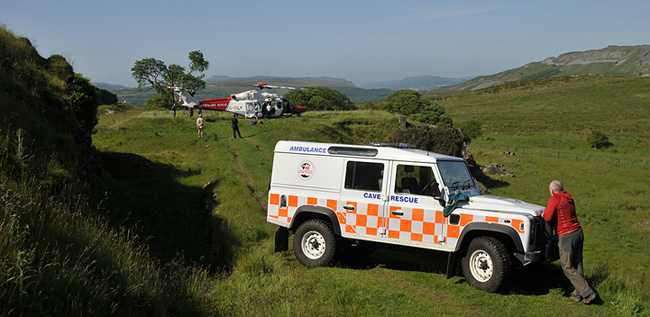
[[268, 193, 527, 248]]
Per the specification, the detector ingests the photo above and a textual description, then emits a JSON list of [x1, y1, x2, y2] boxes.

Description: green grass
[[89, 81, 649, 315], [4, 52, 649, 315]]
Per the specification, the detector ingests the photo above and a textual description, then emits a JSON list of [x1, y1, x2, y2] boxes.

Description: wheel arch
[[290, 205, 341, 236], [456, 223, 523, 257]]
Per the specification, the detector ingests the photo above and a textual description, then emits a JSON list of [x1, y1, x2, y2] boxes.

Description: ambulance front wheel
[[461, 236, 511, 293], [293, 219, 337, 267]]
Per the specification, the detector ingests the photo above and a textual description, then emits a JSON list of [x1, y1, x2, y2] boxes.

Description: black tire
[[461, 236, 511, 293], [293, 219, 337, 267]]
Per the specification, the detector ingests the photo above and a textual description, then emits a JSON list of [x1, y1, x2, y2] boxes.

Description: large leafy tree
[[284, 87, 355, 111], [385, 90, 452, 126], [131, 51, 209, 109]]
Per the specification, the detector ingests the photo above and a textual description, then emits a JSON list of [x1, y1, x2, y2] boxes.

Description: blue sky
[[2, 0, 649, 86]]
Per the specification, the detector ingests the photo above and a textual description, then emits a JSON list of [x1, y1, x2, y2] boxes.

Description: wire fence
[[471, 142, 648, 169]]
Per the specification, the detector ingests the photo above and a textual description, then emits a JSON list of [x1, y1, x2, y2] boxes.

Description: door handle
[[343, 205, 355, 211], [391, 210, 404, 216]]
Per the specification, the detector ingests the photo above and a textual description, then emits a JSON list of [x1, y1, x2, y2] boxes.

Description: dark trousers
[[559, 228, 594, 298], [233, 126, 242, 138]]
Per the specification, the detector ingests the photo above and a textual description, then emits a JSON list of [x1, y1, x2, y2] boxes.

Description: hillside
[[91, 75, 649, 315], [3, 23, 649, 315], [429, 45, 650, 95], [357, 75, 469, 91]]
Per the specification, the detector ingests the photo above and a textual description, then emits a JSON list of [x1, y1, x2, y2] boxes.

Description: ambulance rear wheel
[[293, 219, 337, 267], [461, 236, 511, 293]]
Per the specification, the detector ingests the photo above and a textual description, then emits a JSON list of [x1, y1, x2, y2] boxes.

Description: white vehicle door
[[384, 162, 449, 249], [338, 159, 389, 241]]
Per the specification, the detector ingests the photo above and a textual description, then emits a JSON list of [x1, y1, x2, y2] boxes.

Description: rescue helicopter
[[168, 82, 307, 118]]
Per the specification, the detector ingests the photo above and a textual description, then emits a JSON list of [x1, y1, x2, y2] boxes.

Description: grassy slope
[[93, 75, 649, 315]]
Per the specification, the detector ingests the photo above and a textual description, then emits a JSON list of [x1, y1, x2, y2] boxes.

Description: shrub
[[389, 125, 463, 157], [385, 90, 427, 115], [460, 120, 483, 143], [588, 129, 611, 149]]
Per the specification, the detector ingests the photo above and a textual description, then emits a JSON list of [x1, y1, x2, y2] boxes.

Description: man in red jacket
[[543, 180, 597, 304]]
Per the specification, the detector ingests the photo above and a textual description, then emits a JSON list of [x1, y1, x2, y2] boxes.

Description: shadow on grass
[[336, 246, 597, 297], [100, 151, 237, 271]]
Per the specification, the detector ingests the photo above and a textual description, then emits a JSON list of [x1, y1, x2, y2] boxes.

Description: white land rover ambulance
[[267, 140, 550, 292]]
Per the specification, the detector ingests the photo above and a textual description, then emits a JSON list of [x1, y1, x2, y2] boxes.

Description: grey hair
[[549, 180, 564, 192]]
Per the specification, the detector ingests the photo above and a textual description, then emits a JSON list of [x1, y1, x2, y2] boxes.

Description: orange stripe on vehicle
[[423, 222, 435, 235], [486, 216, 499, 223], [411, 233, 423, 242], [269, 215, 278, 219], [367, 204, 379, 216], [366, 227, 377, 236], [400, 219, 412, 233], [346, 224, 356, 233], [336, 212, 346, 224], [460, 214, 473, 226], [447, 225, 460, 239], [307, 197, 317, 205], [412, 208, 424, 222], [270, 193, 279, 205], [511, 219, 525, 233], [435, 210, 443, 224], [357, 214, 367, 227], [388, 230, 400, 239], [288, 195, 298, 207], [327, 199, 337, 211], [279, 207, 288, 217]]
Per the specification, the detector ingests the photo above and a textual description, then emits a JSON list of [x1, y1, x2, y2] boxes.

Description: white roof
[[274, 140, 463, 163]]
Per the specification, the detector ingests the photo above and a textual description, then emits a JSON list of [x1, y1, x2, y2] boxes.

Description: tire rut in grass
[[226, 141, 267, 211]]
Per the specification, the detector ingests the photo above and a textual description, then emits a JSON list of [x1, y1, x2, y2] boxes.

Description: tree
[[389, 125, 464, 157], [460, 120, 483, 143], [385, 90, 453, 126], [284, 87, 355, 111], [131, 50, 209, 109], [71, 73, 98, 135], [385, 90, 428, 115], [588, 129, 610, 149]]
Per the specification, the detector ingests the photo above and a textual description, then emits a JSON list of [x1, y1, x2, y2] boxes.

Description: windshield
[[437, 161, 474, 190]]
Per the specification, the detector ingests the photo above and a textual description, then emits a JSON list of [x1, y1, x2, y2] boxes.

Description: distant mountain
[[429, 45, 650, 95], [358, 75, 470, 91], [94, 82, 131, 90]]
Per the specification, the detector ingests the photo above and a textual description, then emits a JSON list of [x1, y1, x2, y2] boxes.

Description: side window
[[345, 161, 384, 192], [394, 165, 438, 196]]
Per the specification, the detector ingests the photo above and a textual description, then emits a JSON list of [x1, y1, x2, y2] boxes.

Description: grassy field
[[92, 75, 650, 316]]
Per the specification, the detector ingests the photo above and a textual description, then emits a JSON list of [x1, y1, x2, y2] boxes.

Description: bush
[[588, 129, 611, 149], [385, 90, 427, 115], [144, 94, 172, 110], [285, 87, 355, 111], [389, 125, 464, 157], [460, 120, 483, 143], [385, 90, 453, 126]]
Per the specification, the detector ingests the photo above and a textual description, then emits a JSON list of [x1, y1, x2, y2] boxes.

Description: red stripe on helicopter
[[200, 96, 231, 111]]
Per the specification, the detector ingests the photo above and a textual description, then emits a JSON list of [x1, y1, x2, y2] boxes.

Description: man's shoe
[[569, 291, 582, 302], [583, 292, 598, 305]]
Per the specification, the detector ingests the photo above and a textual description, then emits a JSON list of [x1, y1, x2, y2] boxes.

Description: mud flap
[[446, 252, 457, 279], [275, 227, 289, 252]]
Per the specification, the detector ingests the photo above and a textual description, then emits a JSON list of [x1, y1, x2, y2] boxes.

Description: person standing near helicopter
[[231, 114, 242, 139], [196, 114, 204, 138]]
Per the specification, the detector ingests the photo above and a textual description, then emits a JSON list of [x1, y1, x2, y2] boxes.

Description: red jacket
[[543, 191, 580, 236]]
